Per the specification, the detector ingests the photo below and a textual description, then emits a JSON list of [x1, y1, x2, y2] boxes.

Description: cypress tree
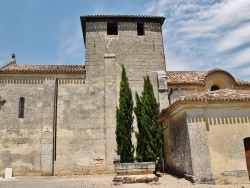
[[134, 92, 144, 162], [135, 76, 163, 168], [116, 65, 134, 163]]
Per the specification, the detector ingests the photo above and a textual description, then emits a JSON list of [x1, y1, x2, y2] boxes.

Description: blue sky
[[1, 0, 250, 80]]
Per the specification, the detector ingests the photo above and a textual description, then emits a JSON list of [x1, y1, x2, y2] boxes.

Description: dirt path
[[0, 174, 250, 188]]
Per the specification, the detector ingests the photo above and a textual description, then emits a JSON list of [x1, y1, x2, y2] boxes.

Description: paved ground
[[1, 174, 250, 188]]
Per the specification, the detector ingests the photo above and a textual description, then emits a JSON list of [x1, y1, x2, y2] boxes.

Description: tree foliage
[[134, 92, 144, 162], [116, 65, 134, 163], [134, 76, 163, 167]]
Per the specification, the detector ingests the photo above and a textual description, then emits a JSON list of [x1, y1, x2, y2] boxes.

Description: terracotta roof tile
[[166, 71, 205, 85], [166, 68, 250, 86], [81, 15, 165, 19], [0, 63, 85, 74], [80, 15, 165, 24], [159, 89, 250, 118], [179, 89, 250, 102]]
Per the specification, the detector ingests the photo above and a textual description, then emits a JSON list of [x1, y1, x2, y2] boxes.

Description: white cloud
[[56, 19, 84, 64], [228, 48, 250, 68], [240, 66, 250, 77], [146, 0, 168, 16], [165, 55, 196, 71], [58, 29, 82, 57], [145, 0, 250, 80], [215, 23, 250, 53]]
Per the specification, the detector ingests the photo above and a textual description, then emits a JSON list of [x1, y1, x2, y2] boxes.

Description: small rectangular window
[[18, 97, 25, 118], [107, 23, 118, 35], [137, 23, 144, 36]]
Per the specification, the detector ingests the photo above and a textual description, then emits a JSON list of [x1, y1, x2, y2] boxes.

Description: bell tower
[[80, 15, 168, 172]]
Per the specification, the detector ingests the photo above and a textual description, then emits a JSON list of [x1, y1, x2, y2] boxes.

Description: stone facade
[[2, 14, 250, 185], [159, 70, 250, 184], [0, 15, 168, 176]]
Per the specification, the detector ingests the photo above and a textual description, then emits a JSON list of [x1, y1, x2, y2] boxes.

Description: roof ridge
[[0, 64, 85, 74], [166, 68, 250, 86], [0, 59, 16, 69], [159, 89, 250, 118], [179, 88, 250, 102]]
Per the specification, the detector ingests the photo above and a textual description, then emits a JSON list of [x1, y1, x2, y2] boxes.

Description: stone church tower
[[0, 15, 168, 176], [80, 15, 167, 173]]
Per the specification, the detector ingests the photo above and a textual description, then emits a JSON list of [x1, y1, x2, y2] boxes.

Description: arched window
[[18, 97, 25, 118], [211, 85, 220, 91]]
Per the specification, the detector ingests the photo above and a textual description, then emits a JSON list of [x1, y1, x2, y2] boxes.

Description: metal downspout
[[53, 78, 58, 176]]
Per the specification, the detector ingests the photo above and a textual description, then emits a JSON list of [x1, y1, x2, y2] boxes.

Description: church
[[1, 15, 250, 184]]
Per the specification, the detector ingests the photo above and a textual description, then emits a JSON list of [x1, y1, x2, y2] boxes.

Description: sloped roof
[[0, 60, 85, 74], [178, 89, 250, 102], [159, 89, 250, 119], [80, 15, 165, 45], [166, 68, 250, 86], [80, 15, 165, 24]]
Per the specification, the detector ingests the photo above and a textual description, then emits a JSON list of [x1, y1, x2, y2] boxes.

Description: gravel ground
[[0, 174, 250, 188]]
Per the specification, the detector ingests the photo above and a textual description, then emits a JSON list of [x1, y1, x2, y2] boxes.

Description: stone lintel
[[104, 53, 115, 59]]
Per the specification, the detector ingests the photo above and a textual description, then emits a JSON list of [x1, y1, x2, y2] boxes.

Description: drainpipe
[[53, 78, 58, 176], [161, 122, 165, 173], [168, 89, 173, 106]]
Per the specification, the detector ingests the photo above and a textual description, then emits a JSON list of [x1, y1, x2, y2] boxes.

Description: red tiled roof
[[159, 89, 250, 119], [0, 63, 85, 74], [80, 15, 165, 24], [166, 68, 250, 86], [166, 71, 205, 85], [178, 89, 250, 102]]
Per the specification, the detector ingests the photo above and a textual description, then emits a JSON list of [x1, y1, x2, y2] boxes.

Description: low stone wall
[[114, 162, 155, 175], [113, 162, 158, 184]]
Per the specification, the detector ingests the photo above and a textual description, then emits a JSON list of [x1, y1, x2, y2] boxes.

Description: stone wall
[[169, 85, 209, 106], [186, 117, 214, 183], [85, 21, 165, 98], [161, 103, 250, 184], [0, 18, 166, 176], [84, 20, 166, 173], [0, 75, 88, 176], [162, 111, 193, 176], [204, 108, 250, 184], [185, 105, 250, 184], [0, 77, 54, 176], [56, 77, 107, 175]]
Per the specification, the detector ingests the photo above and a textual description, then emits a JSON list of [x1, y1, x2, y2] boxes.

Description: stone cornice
[[159, 89, 250, 122], [0, 64, 85, 74]]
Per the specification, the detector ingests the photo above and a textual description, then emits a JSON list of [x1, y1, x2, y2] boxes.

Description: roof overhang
[[80, 15, 165, 46]]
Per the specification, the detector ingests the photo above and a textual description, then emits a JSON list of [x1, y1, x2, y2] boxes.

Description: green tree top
[[135, 75, 163, 170], [116, 65, 134, 163]]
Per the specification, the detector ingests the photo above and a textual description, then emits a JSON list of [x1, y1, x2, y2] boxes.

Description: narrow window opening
[[18, 97, 25, 118], [137, 23, 144, 36], [244, 137, 250, 179], [107, 23, 118, 35], [211, 85, 220, 91]]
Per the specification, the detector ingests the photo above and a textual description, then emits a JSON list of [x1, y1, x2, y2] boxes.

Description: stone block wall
[[0, 77, 53, 176], [162, 111, 193, 176], [204, 107, 250, 184], [84, 20, 166, 173], [169, 87, 206, 105], [56, 77, 107, 175], [0, 17, 167, 176], [186, 118, 214, 183], [85, 21, 165, 99], [186, 105, 250, 184]]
